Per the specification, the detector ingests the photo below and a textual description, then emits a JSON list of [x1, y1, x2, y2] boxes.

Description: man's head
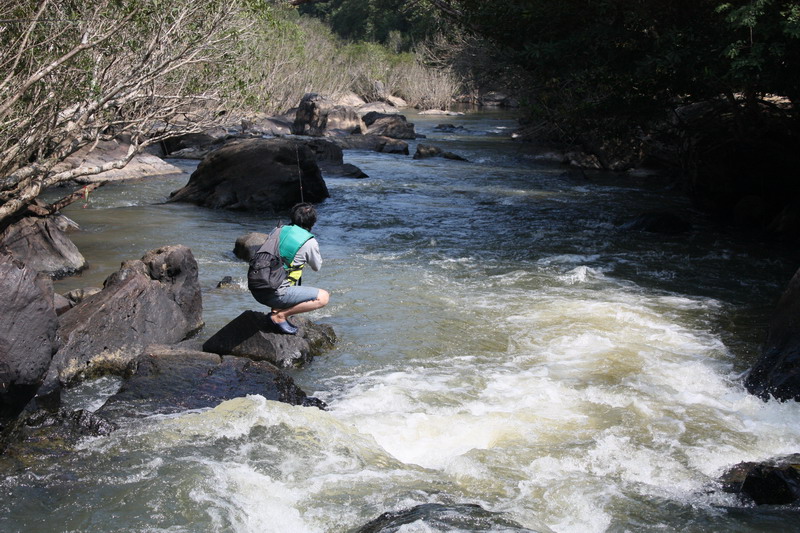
[[290, 202, 317, 230]]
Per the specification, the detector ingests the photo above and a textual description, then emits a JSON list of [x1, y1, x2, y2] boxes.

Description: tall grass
[[234, 13, 461, 115]]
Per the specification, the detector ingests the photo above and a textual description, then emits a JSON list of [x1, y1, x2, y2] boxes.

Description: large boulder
[[45, 245, 203, 387], [0, 215, 85, 278], [362, 112, 416, 139], [0, 252, 59, 425], [745, 267, 800, 401], [292, 93, 366, 136], [202, 310, 336, 368], [96, 345, 325, 420], [168, 138, 329, 211], [303, 138, 369, 178]]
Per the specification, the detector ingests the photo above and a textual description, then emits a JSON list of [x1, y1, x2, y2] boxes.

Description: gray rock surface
[[168, 138, 329, 211], [97, 345, 325, 420], [202, 310, 336, 368], [0, 252, 59, 423], [47, 245, 203, 386], [0, 215, 86, 278]]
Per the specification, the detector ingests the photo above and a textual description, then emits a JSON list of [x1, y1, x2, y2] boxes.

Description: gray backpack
[[247, 229, 286, 291]]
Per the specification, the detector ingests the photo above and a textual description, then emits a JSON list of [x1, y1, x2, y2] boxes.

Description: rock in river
[[0, 252, 59, 425], [0, 215, 86, 278], [97, 345, 325, 420], [45, 245, 203, 388], [168, 138, 330, 212], [745, 267, 800, 401], [203, 310, 336, 368]]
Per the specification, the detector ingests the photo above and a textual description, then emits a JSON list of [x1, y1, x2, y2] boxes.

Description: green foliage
[[298, 0, 443, 50]]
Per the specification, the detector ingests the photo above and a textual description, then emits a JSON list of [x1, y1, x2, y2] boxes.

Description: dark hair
[[290, 202, 317, 230]]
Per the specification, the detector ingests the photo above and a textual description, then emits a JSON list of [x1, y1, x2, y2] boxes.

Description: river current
[[6, 111, 800, 532]]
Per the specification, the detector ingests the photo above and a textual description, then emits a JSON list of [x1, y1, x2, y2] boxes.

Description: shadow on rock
[[97, 345, 325, 421], [202, 310, 336, 368]]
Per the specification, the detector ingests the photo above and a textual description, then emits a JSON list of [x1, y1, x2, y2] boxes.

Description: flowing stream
[[5, 110, 800, 532]]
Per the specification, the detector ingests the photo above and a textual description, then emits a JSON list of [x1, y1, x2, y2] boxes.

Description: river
[[5, 110, 800, 532]]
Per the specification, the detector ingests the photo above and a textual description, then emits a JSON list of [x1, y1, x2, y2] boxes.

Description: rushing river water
[[5, 110, 800, 532]]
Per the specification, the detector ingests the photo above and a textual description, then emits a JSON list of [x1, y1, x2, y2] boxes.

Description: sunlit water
[[5, 111, 800, 532]]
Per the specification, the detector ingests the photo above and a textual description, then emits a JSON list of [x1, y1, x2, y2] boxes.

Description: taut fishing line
[[295, 143, 304, 203]]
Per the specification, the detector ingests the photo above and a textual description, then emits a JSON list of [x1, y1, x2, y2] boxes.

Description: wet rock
[[325, 163, 369, 178], [362, 112, 416, 140], [745, 267, 800, 401], [413, 143, 467, 161], [0, 215, 86, 278], [355, 503, 542, 533], [0, 252, 59, 426], [720, 455, 800, 505], [0, 407, 116, 460], [46, 245, 203, 387], [216, 276, 237, 289], [303, 138, 367, 177], [433, 123, 467, 132], [620, 210, 693, 234], [234, 232, 269, 261], [332, 135, 409, 155], [96, 345, 325, 420], [202, 310, 336, 368], [292, 93, 366, 136], [168, 138, 329, 212]]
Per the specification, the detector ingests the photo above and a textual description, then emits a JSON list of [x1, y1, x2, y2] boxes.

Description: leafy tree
[[298, 0, 442, 49]]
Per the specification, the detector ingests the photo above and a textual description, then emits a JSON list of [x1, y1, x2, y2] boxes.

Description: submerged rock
[[168, 138, 329, 212], [745, 267, 800, 401], [413, 143, 468, 161], [0, 407, 116, 462], [0, 252, 59, 426], [355, 503, 545, 533], [720, 455, 800, 505], [0, 215, 86, 278], [46, 245, 203, 388], [96, 345, 325, 420], [202, 310, 336, 368]]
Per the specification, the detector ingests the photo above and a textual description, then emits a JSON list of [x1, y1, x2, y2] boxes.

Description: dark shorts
[[251, 286, 320, 309]]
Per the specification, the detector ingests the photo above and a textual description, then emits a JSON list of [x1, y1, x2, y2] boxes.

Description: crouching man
[[249, 203, 330, 335]]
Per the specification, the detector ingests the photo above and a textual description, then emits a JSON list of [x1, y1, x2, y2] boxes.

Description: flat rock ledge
[[97, 345, 325, 420], [202, 310, 336, 368]]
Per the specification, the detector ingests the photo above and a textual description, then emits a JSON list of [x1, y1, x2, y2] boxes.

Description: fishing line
[[295, 143, 304, 203]]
